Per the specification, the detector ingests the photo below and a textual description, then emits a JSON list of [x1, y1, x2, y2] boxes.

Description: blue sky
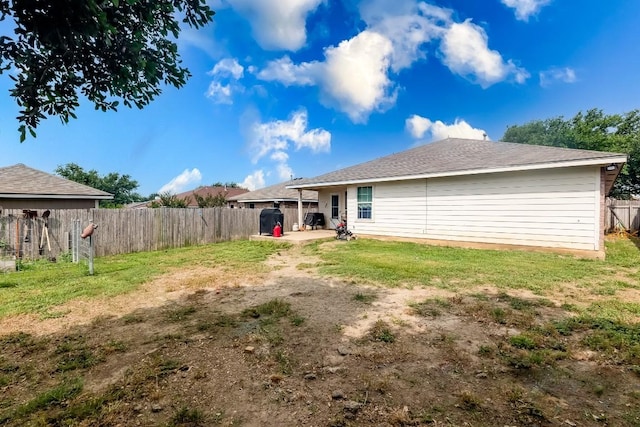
[[1, 0, 639, 197]]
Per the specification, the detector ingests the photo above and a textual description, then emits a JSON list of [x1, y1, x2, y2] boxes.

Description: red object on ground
[[273, 223, 282, 238]]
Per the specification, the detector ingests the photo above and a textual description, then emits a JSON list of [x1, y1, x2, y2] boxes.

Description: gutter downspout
[[297, 190, 303, 231]]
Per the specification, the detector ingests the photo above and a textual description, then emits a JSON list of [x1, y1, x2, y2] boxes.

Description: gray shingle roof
[[289, 138, 627, 187], [229, 179, 318, 202], [0, 164, 113, 198]]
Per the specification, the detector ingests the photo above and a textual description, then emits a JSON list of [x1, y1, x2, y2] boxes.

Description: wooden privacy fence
[[0, 207, 305, 259], [606, 199, 640, 233]]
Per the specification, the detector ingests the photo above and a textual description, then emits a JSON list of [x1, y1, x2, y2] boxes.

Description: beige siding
[[425, 167, 599, 250], [348, 180, 428, 236], [345, 166, 601, 251]]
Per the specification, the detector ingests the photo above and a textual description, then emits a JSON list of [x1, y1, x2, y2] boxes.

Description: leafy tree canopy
[[55, 162, 144, 207], [149, 191, 188, 208], [210, 182, 245, 189], [0, 0, 214, 141], [193, 192, 226, 207], [502, 109, 640, 198]]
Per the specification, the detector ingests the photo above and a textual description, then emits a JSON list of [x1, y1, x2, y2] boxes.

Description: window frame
[[356, 186, 373, 220]]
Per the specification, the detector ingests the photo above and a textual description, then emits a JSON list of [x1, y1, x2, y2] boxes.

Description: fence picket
[[0, 207, 308, 259]]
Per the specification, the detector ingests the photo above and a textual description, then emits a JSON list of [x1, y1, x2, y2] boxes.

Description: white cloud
[[257, 2, 526, 123], [501, 0, 551, 21], [248, 109, 331, 163], [359, 0, 451, 72], [257, 56, 318, 86], [406, 115, 488, 141], [158, 168, 202, 194], [241, 170, 266, 191], [226, 0, 322, 51], [539, 67, 577, 87], [206, 58, 245, 104], [259, 31, 396, 123], [276, 162, 294, 181], [210, 58, 244, 79], [439, 20, 529, 88], [205, 82, 233, 104]]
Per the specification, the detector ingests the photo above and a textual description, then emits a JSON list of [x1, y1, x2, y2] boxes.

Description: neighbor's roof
[[228, 179, 318, 203], [175, 186, 249, 207], [0, 164, 113, 199], [288, 138, 628, 188]]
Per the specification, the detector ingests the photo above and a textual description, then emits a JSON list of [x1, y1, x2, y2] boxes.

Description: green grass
[[316, 238, 640, 293], [0, 240, 287, 319]]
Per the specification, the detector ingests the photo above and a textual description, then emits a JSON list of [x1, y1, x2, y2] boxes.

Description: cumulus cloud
[[259, 31, 396, 123], [210, 58, 244, 79], [257, 1, 527, 122], [359, 0, 451, 72], [257, 56, 318, 86], [240, 170, 266, 191], [206, 58, 244, 104], [226, 0, 322, 51], [248, 109, 331, 163], [501, 0, 551, 21], [245, 109, 330, 183], [158, 168, 202, 194], [406, 115, 488, 141], [539, 67, 577, 87], [439, 20, 529, 88]]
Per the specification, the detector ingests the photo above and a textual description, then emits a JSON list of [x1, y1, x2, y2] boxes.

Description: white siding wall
[[348, 180, 428, 237], [346, 166, 601, 251]]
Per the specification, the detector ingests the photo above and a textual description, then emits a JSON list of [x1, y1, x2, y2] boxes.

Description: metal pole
[[88, 235, 94, 275]]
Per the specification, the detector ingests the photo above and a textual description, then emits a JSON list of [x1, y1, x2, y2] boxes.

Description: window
[[331, 194, 339, 218], [357, 186, 372, 219], [249, 203, 255, 209]]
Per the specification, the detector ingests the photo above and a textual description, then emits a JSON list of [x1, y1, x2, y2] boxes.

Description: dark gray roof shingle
[[289, 138, 627, 187], [229, 179, 317, 202], [0, 164, 113, 198]]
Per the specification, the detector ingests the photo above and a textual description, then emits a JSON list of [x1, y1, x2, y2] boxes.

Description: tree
[[55, 163, 144, 207], [193, 192, 226, 207], [0, 0, 214, 141], [211, 182, 244, 189], [503, 109, 640, 198], [149, 192, 188, 208]]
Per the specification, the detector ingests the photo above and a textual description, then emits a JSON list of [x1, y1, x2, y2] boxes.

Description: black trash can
[[260, 208, 284, 235]]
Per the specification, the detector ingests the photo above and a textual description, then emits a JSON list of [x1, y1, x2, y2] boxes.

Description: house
[[174, 186, 248, 207], [0, 163, 113, 209], [287, 138, 627, 255], [127, 186, 249, 208], [227, 179, 318, 210]]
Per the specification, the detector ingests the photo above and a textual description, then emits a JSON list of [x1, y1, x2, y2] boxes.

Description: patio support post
[[297, 189, 303, 230]]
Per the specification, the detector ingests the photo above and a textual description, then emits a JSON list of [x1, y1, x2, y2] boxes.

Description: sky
[[1, 0, 639, 197]]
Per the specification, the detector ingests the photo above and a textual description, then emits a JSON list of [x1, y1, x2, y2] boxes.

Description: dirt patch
[[1, 245, 639, 426]]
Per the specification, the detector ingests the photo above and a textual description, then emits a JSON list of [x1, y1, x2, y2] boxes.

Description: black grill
[[259, 208, 284, 235]]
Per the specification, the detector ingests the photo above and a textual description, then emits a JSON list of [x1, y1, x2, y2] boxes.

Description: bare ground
[[1, 242, 639, 426]]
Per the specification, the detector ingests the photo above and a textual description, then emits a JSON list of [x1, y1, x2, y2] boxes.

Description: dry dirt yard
[[1, 241, 639, 426]]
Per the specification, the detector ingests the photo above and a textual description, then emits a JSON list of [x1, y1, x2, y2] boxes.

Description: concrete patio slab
[[250, 229, 336, 244]]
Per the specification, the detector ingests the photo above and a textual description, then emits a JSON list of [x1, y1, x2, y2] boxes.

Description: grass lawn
[[1, 236, 639, 426], [0, 240, 288, 319]]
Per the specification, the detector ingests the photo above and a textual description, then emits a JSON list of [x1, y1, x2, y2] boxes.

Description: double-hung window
[[357, 186, 372, 219]]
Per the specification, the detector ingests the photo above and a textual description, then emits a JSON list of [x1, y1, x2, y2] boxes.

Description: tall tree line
[[502, 109, 640, 198]]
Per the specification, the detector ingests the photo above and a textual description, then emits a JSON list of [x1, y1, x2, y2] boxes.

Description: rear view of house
[[288, 138, 627, 256]]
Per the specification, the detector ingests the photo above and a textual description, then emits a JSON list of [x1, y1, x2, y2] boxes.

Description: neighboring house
[[175, 186, 249, 207], [288, 138, 627, 255], [126, 186, 249, 208], [0, 163, 113, 209], [228, 179, 318, 210]]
